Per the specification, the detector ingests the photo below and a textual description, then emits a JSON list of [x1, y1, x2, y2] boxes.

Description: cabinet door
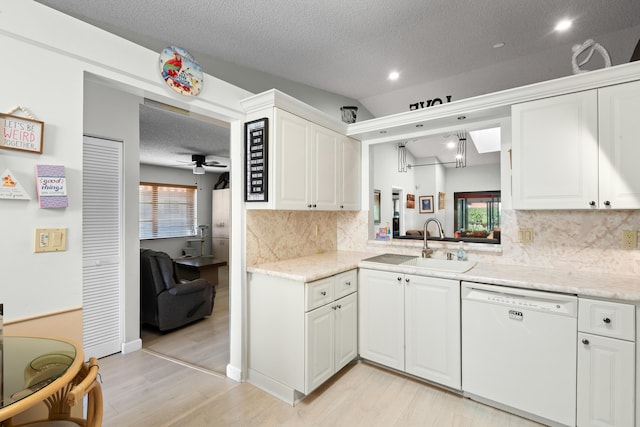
[[577, 332, 635, 427], [275, 109, 311, 209], [334, 292, 358, 372], [312, 125, 339, 210], [358, 269, 404, 370], [211, 189, 230, 238], [512, 91, 599, 209], [405, 275, 461, 390], [305, 303, 334, 394], [598, 80, 640, 209], [339, 136, 361, 210]]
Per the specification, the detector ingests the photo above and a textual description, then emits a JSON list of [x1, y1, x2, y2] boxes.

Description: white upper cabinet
[[271, 108, 359, 211], [512, 90, 599, 209], [512, 80, 640, 210], [598, 80, 640, 209]]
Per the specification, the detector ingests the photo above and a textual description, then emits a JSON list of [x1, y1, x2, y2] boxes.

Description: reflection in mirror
[[454, 191, 501, 242], [373, 190, 381, 224], [370, 126, 502, 244]]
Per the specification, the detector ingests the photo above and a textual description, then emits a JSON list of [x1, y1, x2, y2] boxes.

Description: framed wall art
[[1, 113, 44, 154], [419, 195, 434, 213], [245, 118, 268, 202], [407, 194, 415, 209]]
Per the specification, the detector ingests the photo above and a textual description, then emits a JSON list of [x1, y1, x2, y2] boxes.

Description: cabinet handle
[[603, 317, 611, 324], [321, 291, 327, 296], [604, 200, 611, 207], [582, 338, 590, 345], [589, 201, 596, 207]]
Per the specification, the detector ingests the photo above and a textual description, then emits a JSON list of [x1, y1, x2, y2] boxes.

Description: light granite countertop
[[248, 251, 640, 302]]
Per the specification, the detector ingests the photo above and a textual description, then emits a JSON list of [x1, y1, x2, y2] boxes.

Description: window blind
[[140, 182, 197, 239]]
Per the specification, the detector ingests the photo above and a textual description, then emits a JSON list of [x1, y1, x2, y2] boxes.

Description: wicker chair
[[7, 357, 103, 427]]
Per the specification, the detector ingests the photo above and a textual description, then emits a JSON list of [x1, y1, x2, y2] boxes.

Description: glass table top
[[1, 336, 77, 410]]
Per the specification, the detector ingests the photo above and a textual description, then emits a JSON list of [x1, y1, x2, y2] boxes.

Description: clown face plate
[[159, 46, 204, 96]]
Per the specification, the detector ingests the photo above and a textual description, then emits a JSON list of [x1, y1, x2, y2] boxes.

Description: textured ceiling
[[34, 0, 640, 169], [35, 0, 640, 100]]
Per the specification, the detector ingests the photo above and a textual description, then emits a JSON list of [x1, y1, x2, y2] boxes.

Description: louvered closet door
[[82, 135, 123, 358]]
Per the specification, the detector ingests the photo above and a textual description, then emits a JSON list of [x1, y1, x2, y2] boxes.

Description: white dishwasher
[[461, 282, 578, 427]]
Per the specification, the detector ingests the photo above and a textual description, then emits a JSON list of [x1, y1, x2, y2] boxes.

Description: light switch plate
[[34, 228, 67, 253], [518, 227, 534, 243]]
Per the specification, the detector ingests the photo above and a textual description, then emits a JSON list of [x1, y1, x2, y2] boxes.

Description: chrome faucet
[[422, 218, 445, 258]]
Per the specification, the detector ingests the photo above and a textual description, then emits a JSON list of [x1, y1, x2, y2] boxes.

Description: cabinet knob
[[321, 291, 327, 296], [345, 281, 351, 286], [313, 204, 317, 208], [603, 317, 611, 324], [405, 278, 410, 283], [589, 201, 596, 207], [308, 204, 312, 208], [337, 304, 342, 309], [604, 200, 611, 207], [397, 277, 402, 282], [332, 305, 337, 310], [340, 205, 344, 209], [582, 338, 590, 345]]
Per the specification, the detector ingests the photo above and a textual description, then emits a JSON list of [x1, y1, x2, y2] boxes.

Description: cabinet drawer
[[334, 269, 358, 299], [305, 277, 334, 311], [578, 298, 635, 341]]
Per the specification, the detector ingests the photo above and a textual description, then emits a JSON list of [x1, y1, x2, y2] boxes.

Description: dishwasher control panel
[[462, 282, 578, 317]]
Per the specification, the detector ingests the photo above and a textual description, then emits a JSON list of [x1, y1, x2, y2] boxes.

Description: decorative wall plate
[[159, 46, 204, 96]]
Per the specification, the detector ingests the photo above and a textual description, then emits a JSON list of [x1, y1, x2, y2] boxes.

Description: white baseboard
[[226, 363, 242, 382], [121, 338, 142, 354]]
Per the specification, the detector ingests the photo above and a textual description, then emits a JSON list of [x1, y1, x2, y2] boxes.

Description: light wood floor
[[106, 265, 543, 426], [141, 266, 230, 374], [99, 351, 543, 427]]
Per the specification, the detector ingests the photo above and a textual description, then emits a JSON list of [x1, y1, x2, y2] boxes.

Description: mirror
[[370, 126, 502, 244]]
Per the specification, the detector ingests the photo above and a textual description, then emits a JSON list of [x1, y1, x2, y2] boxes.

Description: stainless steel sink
[[361, 253, 417, 265], [401, 257, 476, 273], [362, 253, 476, 273]]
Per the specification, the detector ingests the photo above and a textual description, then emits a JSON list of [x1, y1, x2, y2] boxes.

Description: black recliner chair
[[140, 249, 215, 331]]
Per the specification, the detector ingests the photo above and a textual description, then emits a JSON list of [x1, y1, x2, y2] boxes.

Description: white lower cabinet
[[359, 268, 461, 390], [248, 269, 358, 404], [577, 298, 636, 427], [305, 292, 357, 393]]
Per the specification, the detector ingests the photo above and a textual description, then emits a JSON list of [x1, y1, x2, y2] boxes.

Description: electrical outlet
[[517, 228, 534, 243], [622, 230, 637, 249]]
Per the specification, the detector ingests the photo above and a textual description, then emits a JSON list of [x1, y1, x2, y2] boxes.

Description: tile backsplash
[[248, 209, 640, 276]]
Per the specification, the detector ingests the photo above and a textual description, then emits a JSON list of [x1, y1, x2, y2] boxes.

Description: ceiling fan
[[181, 154, 228, 174]]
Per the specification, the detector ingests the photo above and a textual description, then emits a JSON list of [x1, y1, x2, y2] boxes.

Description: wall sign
[[1, 113, 44, 154], [35, 164, 68, 208], [245, 118, 268, 202], [409, 95, 452, 111], [0, 168, 31, 200]]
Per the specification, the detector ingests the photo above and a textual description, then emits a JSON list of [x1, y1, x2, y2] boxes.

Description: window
[[139, 182, 197, 239], [454, 191, 501, 239]]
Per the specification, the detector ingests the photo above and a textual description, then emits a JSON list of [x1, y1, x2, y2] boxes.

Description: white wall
[[1, 2, 247, 374], [140, 164, 221, 258]]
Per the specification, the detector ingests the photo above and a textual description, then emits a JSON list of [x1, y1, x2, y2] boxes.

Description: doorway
[[391, 187, 405, 237]]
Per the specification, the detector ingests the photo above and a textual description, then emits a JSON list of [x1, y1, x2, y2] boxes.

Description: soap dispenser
[[456, 242, 467, 261]]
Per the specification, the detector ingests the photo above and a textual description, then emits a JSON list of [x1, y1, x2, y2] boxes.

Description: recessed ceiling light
[[380, 130, 387, 134], [416, 124, 423, 128], [555, 19, 572, 32], [388, 71, 400, 81], [446, 141, 456, 149], [457, 116, 466, 120], [493, 42, 505, 49]]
